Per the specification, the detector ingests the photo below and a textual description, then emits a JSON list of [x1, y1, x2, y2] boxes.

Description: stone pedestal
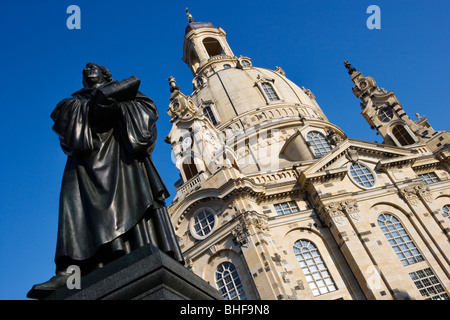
[[29, 244, 222, 300]]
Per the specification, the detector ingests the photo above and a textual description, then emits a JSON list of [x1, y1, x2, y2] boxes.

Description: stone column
[[231, 210, 290, 300], [399, 183, 450, 275], [319, 201, 393, 300]]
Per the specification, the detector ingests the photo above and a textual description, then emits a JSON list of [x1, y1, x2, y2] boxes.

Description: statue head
[[82, 63, 113, 88]]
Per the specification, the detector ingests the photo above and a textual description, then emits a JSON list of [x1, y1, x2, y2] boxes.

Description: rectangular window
[[261, 82, 280, 102], [418, 172, 439, 185], [274, 201, 299, 216], [203, 106, 218, 125], [409, 268, 450, 300]]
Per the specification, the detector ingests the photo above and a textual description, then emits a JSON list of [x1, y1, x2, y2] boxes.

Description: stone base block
[[29, 244, 222, 300]]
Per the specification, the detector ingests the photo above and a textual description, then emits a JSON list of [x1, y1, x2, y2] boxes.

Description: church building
[[164, 15, 450, 300]]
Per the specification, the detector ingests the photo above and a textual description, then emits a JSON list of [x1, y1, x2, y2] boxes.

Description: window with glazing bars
[[183, 160, 198, 181], [216, 262, 247, 300], [392, 125, 415, 146], [261, 82, 280, 101], [274, 201, 300, 216], [293, 240, 337, 296], [349, 162, 375, 188], [377, 213, 424, 266], [409, 268, 450, 300], [418, 172, 439, 185], [203, 106, 217, 125], [193, 210, 215, 237], [306, 131, 332, 158], [442, 205, 450, 219]]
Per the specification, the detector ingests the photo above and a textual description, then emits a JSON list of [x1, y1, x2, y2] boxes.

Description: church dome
[[190, 64, 329, 126], [167, 19, 346, 177]]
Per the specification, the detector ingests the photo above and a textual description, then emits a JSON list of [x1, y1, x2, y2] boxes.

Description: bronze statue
[[28, 63, 183, 298]]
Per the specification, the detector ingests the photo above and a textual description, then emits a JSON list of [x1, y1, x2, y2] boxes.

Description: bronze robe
[[50, 84, 183, 268]]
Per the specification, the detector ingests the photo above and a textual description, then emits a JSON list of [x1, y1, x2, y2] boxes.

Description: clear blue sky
[[0, 0, 448, 300]]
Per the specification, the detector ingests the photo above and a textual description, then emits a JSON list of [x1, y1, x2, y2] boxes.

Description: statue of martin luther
[[28, 63, 184, 298]]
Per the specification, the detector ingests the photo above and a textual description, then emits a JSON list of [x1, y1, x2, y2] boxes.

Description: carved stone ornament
[[168, 92, 198, 119], [346, 149, 360, 163], [232, 211, 269, 246], [340, 200, 359, 213], [302, 87, 316, 100], [354, 76, 377, 94], [414, 184, 433, 203], [231, 223, 250, 246], [321, 202, 346, 226], [321, 199, 362, 225], [399, 185, 420, 205], [340, 200, 360, 220], [185, 258, 194, 272], [274, 66, 286, 76], [324, 202, 340, 214], [326, 128, 343, 146], [243, 211, 269, 231]]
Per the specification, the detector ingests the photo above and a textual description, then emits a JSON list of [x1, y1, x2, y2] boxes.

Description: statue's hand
[[103, 97, 119, 108], [92, 89, 106, 105], [93, 90, 118, 111]]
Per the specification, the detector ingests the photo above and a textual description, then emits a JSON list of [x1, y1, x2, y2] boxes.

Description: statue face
[[82, 64, 107, 88]]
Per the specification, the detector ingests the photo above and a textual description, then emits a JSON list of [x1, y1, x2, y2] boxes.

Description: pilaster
[[231, 210, 291, 300], [319, 200, 393, 300]]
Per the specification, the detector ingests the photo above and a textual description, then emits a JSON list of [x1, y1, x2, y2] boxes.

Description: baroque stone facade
[[165, 18, 450, 300]]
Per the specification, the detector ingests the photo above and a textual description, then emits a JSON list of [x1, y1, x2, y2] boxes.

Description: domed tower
[[167, 14, 346, 182], [344, 60, 450, 153], [164, 13, 363, 301]]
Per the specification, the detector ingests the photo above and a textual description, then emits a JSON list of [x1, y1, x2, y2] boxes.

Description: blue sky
[[0, 0, 448, 299]]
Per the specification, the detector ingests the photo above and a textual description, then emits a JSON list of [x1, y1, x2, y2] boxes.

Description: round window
[[191, 208, 216, 239], [378, 106, 393, 122], [349, 162, 376, 188]]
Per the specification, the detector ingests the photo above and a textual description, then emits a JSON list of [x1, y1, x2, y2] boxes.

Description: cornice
[[375, 154, 418, 172]]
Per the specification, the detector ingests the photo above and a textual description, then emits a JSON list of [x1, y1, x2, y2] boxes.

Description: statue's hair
[[85, 62, 113, 82]]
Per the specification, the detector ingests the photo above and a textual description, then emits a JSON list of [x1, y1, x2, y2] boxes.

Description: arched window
[[203, 106, 218, 125], [241, 59, 251, 67], [216, 262, 247, 300], [307, 131, 331, 158], [378, 106, 393, 122], [377, 213, 424, 266], [349, 162, 375, 188], [182, 159, 198, 181], [203, 37, 224, 57], [261, 82, 280, 101], [442, 205, 450, 219], [193, 209, 215, 237], [392, 125, 415, 146], [189, 49, 200, 72], [293, 240, 337, 296]]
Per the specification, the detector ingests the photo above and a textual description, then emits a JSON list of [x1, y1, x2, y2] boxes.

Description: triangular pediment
[[301, 138, 417, 177]]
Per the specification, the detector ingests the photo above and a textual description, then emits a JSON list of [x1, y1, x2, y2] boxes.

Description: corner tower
[[344, 61, 450, 153]]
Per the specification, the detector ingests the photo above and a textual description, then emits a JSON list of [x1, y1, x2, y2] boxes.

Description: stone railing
[[250, 169, 299, 186], [176, 171, 206, 197], [220, 104, 324, 136]]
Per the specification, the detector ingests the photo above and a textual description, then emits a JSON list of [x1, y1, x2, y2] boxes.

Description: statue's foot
[[27, 271, 71, 299]]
